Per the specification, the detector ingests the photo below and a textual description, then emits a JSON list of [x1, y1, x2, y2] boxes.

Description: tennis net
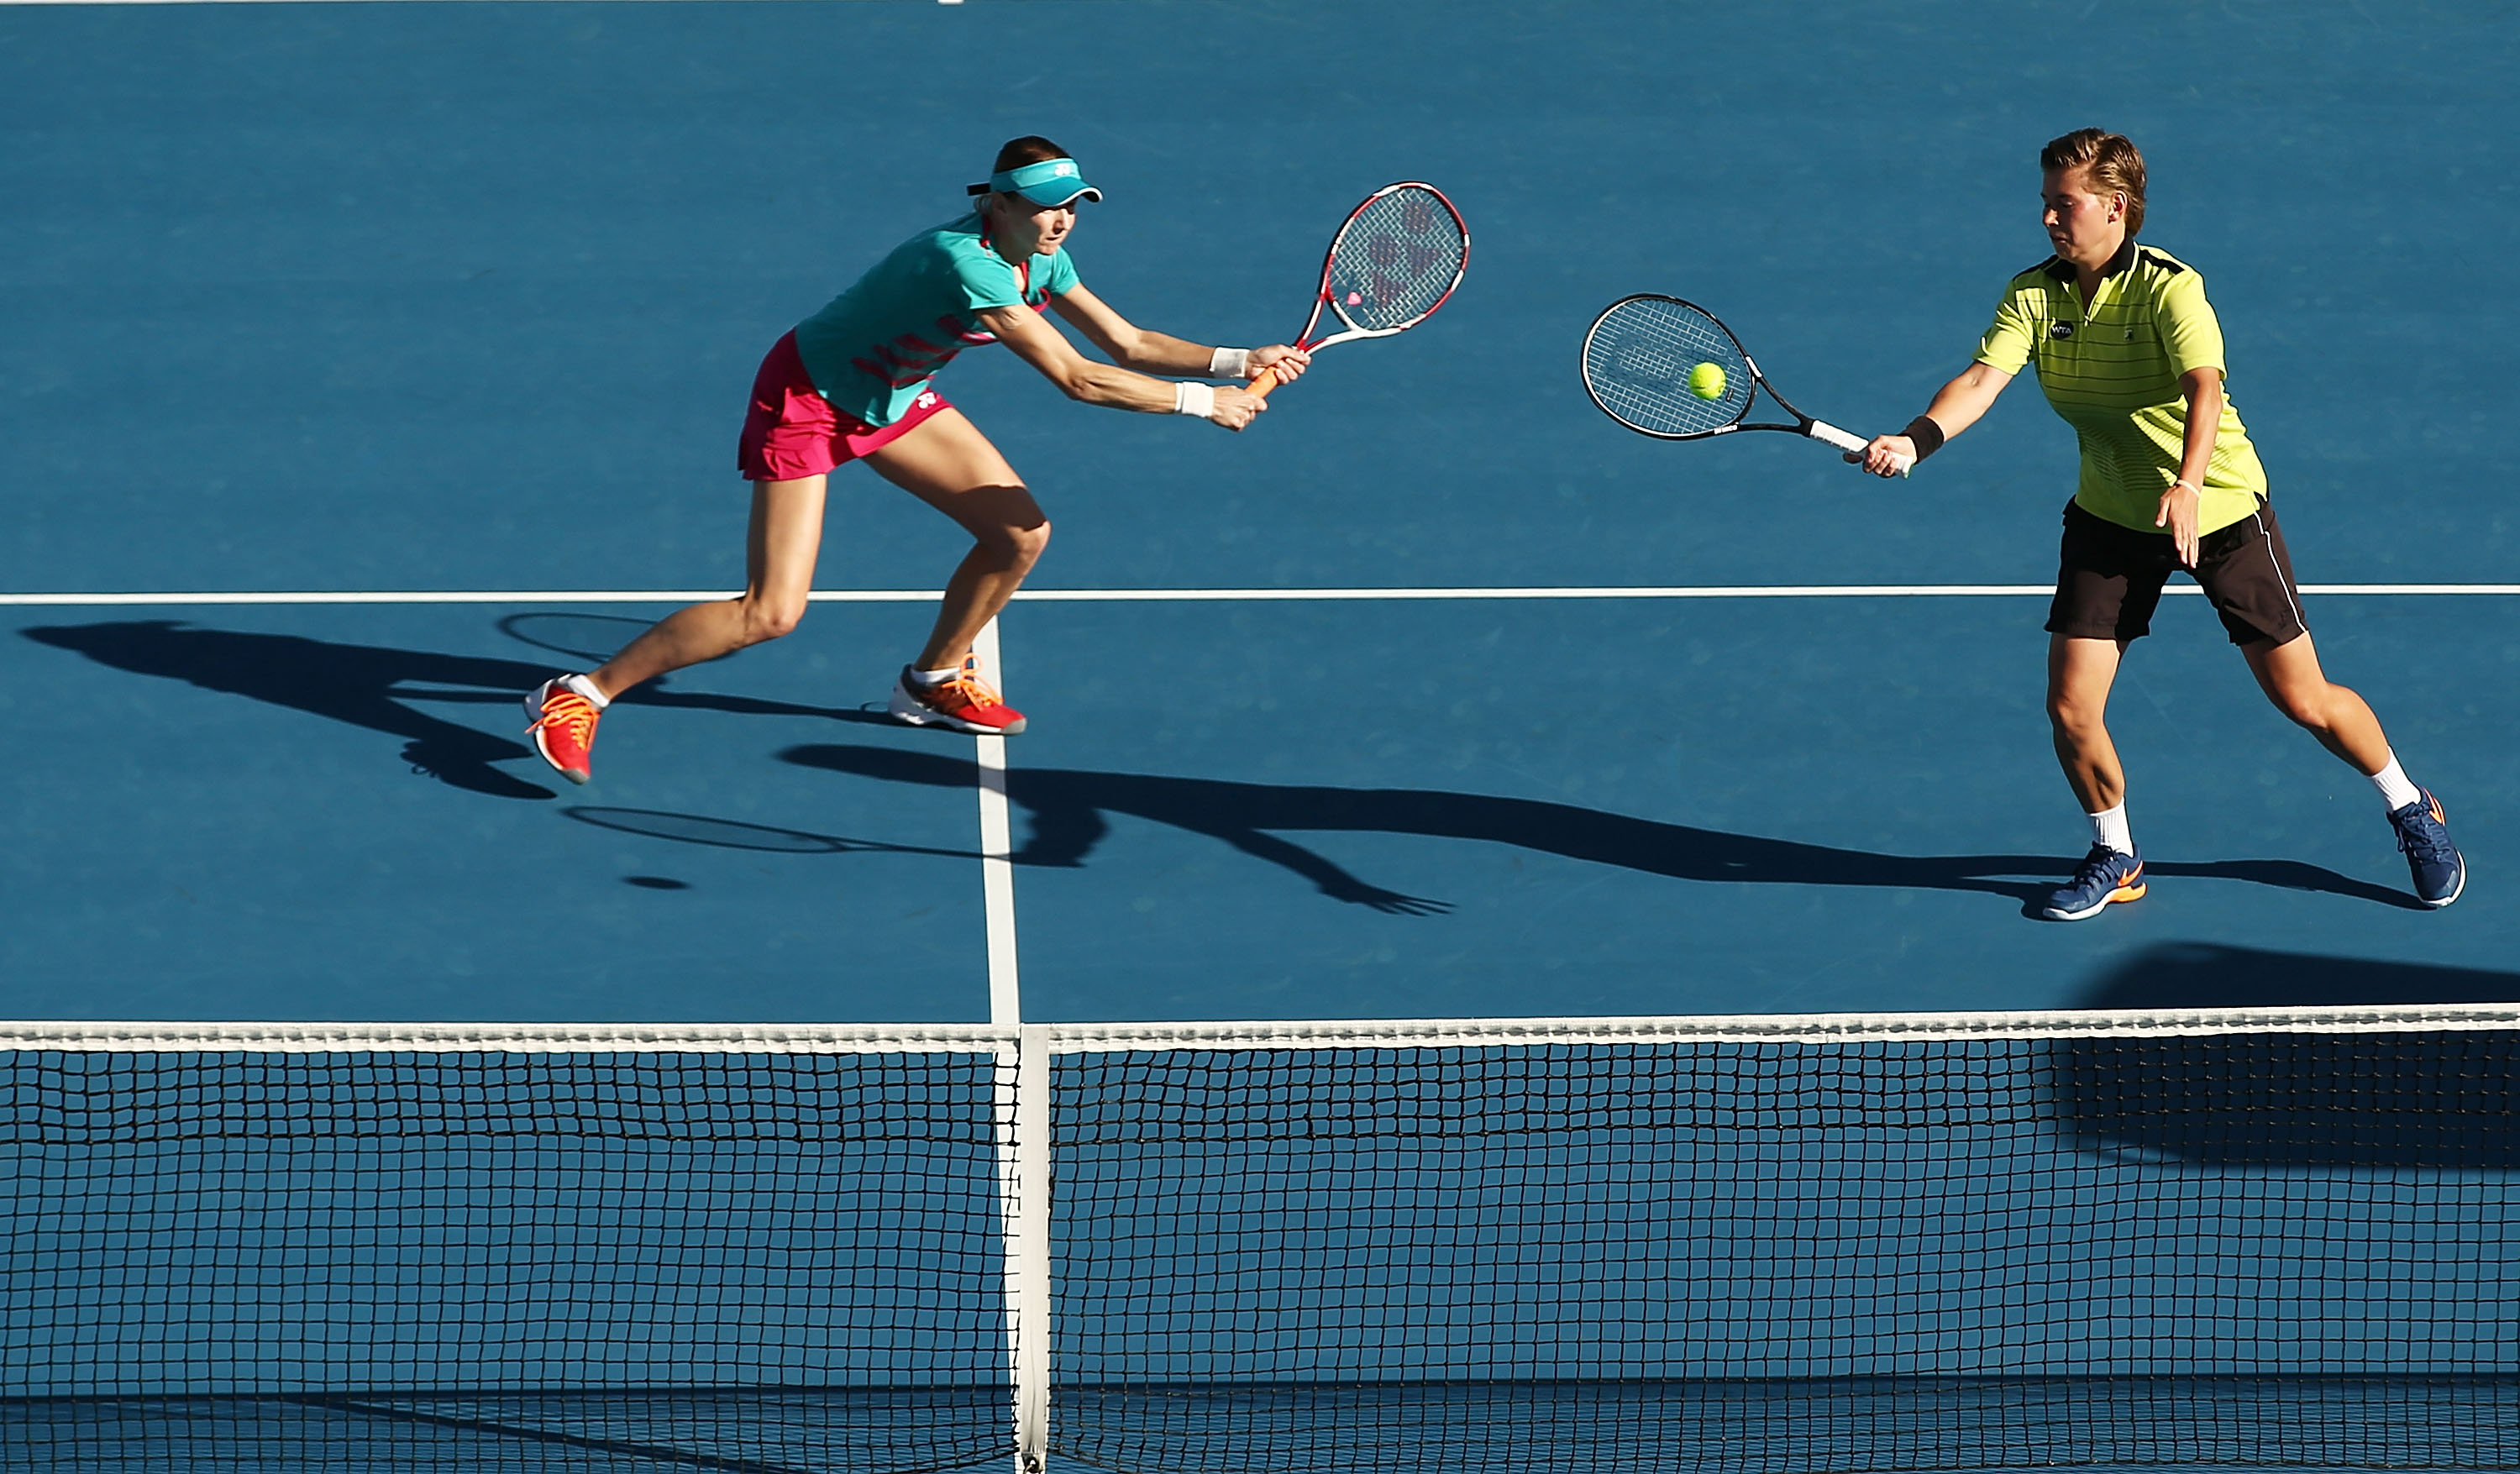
[[4, 1007, 2515, 1472]]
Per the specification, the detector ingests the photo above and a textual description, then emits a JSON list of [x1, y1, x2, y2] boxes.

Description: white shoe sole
[[887, 682, 1026, 736], [2042, 883, 2145, 922], [2418, 861, 2465, 910]]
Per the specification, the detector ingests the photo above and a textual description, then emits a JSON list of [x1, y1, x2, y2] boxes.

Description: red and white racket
[[1247, 182, 1469, 400]]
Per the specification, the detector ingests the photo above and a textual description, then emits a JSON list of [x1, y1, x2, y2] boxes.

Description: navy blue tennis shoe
[[2042, 844, 2146, 921], [2387, 790, 2465, 908]]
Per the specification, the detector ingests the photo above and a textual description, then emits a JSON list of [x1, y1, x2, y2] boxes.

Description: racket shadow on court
[[20, 620, 898, 802], [771, 743, 2415, 915], [565, 805, 974, 864]]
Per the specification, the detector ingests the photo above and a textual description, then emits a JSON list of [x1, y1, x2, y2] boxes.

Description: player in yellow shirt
[[1856, 129, 2462, 916]]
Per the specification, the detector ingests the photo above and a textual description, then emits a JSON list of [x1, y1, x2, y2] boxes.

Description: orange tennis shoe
[[524, 677, 602, 784], [887, 664, 1026, 735]]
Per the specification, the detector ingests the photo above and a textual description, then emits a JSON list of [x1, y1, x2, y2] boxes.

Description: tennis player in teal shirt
[[525, 137, 1310, 782]]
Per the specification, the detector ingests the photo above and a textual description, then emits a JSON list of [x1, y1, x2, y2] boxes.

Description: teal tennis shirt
[[791, 212, 1081, 428], [1975, 239, 2269, 536]]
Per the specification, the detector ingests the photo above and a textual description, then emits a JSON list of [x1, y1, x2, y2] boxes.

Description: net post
[[1000, 1021, 1054, 1472]]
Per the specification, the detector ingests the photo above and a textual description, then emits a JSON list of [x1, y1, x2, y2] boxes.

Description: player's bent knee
[[2271, 688, 2331, 732], [988, 518, 1052, 570], [740, 598, 807, 645]]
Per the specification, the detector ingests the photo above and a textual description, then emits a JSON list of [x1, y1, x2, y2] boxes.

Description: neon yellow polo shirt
[[1976, 239, 2268, 536]]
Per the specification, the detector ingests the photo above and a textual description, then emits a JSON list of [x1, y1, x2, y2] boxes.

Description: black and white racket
[[1247, 182, 1469, 400], [1580, 294, 1909, 474]]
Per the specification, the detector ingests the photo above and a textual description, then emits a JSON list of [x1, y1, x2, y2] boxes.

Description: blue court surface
[[4, 0, 2518, 1026]]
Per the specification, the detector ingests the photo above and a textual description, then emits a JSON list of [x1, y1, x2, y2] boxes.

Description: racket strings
[[1327, 187, 1466, 332], [1582, 298, 1753, 438]]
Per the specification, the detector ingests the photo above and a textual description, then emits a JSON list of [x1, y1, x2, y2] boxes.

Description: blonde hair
[[2041, 129, 2147, 236]]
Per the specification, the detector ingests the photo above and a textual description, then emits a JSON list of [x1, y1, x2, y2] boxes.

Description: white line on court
[[0, 1, 599, 6], [974, 615, 1032, 1471], [3, 584, 2516, 607], [972, 618, 1022, 1031], [19, 578, 2483, 1007]]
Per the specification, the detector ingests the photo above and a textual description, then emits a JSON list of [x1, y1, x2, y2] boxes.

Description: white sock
[[2089, 804, 2134, 857], [911, 665, 960, 687], [2369, 752, 2423, 811], [561, 672, 609, 711]]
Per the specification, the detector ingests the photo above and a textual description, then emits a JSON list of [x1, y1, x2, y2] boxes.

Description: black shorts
[[2045, 497, 2309, 648]]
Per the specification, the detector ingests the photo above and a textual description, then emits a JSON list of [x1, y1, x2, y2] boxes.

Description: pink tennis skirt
[[736, 330, 951, 481]]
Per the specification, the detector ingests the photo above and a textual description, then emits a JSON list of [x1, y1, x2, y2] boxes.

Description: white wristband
[[1207, 346, 1252, 380], [1173, 381, 1216, 418]]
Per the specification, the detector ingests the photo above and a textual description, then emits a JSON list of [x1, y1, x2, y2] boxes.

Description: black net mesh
[[5, 1027, 2514, 1472], [1326, 187, 1466, 333], [1049, 1033, 2519, 1473], [1, 1048, 1013, 1473], [1583, 296, 1756, 437]]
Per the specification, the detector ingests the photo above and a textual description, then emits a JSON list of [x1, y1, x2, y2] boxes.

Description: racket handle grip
[[1809, 420, 1914, 477], [1244, 364, 1282, 401]]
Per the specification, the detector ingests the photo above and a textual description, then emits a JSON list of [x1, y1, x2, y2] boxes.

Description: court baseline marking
[[3, 584, 2515, 606]]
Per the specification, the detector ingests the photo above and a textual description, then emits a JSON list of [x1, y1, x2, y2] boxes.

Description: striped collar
[[2044, 234, 2142, 282]]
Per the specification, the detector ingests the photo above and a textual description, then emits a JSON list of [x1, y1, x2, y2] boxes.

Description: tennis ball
[[1687, 362, 1727, 400]]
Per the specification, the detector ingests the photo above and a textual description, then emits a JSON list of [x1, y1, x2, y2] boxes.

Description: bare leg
[[2047, 633, 2133, 814], [585, 475, 827, 700], [860, 408, 1050, 671], [2241, 631, 2392, 774]]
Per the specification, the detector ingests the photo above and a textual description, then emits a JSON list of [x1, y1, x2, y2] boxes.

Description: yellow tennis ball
[[1688, 362, 1727, 400]]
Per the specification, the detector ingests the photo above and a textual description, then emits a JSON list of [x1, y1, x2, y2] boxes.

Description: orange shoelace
[[930, 673, 1003, 712], [530, 690, 600, 744]]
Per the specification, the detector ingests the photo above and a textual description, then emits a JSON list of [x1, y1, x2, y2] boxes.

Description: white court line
[[973, 619, 1038, 1474], [0, 1, 600, 6], [973, 616, 1033, 1473], [3, 584, 2517, 607], [972, 618, 1022, 1031]]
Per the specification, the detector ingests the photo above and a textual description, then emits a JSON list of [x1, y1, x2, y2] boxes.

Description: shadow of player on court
[[2055, 943, 2519, 1167], [21, 620, 897, 801], [772, 742, 2418, 915], [2076, 942, 2520, 1010]]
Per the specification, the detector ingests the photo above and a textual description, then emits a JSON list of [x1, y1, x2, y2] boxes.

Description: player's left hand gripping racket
[[1247, 182, 1469, 400], [1581, 294, 1911, 474]]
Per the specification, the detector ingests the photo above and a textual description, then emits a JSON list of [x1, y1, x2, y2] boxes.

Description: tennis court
[[3, 1, 2516, 1470]]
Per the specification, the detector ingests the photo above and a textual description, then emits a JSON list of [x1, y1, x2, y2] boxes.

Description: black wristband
[[1903, 415, 1946, 460]]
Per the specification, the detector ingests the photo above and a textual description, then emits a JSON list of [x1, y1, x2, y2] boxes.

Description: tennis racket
[[1580, 294, 1911, 475], [1247, 182, 1468, 401]]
